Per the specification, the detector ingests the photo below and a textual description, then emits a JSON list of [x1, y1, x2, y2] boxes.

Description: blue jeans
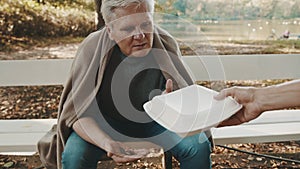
[[62, 124, 211, 169]]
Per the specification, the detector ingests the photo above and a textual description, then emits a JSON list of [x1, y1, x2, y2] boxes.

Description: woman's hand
[[214, 87, 262, 127], [215, 80, 300, 127]]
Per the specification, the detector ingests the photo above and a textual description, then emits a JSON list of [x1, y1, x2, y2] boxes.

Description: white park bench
[[0, 54, 300, 167]]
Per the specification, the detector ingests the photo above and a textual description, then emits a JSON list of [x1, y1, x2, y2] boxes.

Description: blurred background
[[1, 0, 299, 52]]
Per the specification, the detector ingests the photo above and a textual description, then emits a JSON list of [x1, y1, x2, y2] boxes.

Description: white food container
[[143, 84, 242, 137]]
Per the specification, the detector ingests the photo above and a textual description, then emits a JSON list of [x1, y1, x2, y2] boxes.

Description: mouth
[[132, 43, 147, 49]]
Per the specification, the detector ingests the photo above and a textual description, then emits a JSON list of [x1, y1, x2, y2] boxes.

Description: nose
[[133, 27, 145, 40]]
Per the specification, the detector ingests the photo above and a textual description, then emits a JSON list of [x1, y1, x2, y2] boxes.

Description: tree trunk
[[94, 0, 105, 30]]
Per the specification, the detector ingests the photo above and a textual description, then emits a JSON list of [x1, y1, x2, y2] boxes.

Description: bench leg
[[162, 151, 173, 169]]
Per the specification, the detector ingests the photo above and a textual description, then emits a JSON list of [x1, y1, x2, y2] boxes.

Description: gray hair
[[101, 0, 154, 24]]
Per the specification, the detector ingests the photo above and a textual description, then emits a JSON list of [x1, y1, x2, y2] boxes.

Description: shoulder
[[74, 28, 113, 62], [153, 25, 180, 56], [154, 25, 178, 45], [78, 28, 110, 54], [71, 28, 114, 74]]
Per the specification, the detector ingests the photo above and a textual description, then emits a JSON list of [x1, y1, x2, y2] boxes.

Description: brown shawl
[[37, 26, 211, 169]]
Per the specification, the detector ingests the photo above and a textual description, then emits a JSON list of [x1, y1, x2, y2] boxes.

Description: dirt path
[[0, 43, 79, 60]]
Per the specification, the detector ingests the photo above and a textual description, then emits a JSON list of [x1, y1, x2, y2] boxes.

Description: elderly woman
[[38, 0, 212, 168]]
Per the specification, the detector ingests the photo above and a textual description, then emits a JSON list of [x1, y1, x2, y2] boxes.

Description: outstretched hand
[[214, 87, 263, 127]]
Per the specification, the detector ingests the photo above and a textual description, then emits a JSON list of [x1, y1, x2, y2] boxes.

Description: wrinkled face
[[107, 2, 154, 57]]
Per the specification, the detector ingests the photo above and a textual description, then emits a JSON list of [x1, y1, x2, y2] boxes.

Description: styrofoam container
[[143, 84, 242, 137]]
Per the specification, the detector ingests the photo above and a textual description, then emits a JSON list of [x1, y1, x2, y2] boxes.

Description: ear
[[106, 25, 114, 40]]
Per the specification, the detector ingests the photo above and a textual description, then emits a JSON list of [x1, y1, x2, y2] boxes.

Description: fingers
[[111, 154, 141, 163], [214, 88, 236, 100], [217, 108, 248, 127], [217, 114, 243, 127], [106, 146, 146, 163], [108, 149, 143, 163]]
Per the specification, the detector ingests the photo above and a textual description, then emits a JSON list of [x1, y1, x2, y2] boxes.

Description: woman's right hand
[[214, 86, 262, 127], [104, 140, 149, 163]]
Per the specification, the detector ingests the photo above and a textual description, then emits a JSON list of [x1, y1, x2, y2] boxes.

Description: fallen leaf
[[3, 161, 14, 168]]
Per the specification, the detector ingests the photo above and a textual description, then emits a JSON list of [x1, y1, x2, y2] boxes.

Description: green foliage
[[0, 0, 95, 51], [155, 0, 178, 15], [0, 0, 95, 37], [39, 0, 95, 11]]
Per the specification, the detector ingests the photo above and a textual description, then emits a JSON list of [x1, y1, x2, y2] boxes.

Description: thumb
[[214, 88, 235, 100], [165, 79, 173, 93], [214, 91, 226, 100]]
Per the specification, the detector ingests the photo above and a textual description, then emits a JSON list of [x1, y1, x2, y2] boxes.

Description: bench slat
[[1, 54, 300, 87], [183, 54, 300, 81], [245, 110, 300, 125], [212, 122, 300, 145], [1, 120, 299, 153], [1, 110, 298, 133], [0, 59, 72, 86], [0, 119, 56, 133], [0, 133, 162, 153], [1, 109, 299, 154], [0, 133, 45, 152]]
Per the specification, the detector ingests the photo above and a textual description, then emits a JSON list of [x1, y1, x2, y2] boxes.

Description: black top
[[96, 46, 166, 137]]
